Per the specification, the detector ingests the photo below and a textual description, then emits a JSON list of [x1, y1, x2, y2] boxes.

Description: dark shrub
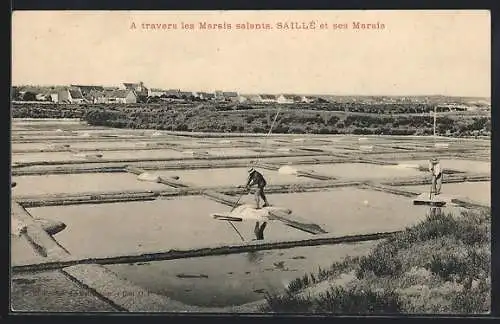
[[263, 292, 313, 313], [425, 253, 464, 281], [356, 243, 403, 278], [314, 286, 402, 314]]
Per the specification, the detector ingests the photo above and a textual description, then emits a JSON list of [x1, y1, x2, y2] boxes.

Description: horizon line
[[10, 83, 491, 99]]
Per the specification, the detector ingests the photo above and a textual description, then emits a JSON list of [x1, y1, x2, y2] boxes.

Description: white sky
[[12, 10, 491, 97]]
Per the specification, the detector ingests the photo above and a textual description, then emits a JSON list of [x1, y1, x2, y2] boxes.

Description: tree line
[[11, 103, 490, 137]]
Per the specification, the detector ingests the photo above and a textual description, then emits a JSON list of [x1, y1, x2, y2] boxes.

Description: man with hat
[[429, 158, 443, 195], [244, 167, 270, 209]]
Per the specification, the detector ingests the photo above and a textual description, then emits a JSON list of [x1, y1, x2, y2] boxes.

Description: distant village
[[11, 82, 491, 111], [11, 82, 322, 105]]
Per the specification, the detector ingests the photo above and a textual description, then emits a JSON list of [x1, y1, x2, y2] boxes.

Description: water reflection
[[246, 251, 263, 264], [429, 207, 443, 217]]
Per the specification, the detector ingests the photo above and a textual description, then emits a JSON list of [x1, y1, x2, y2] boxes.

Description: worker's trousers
[[255, 186, 269, 209], [432, 173, 442, 195]]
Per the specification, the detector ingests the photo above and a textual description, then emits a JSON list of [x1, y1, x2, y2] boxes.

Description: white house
[[260, 94, 277, 103], [196, 92, 215, 100], [96, 90, 137, 104], [148, 88, 166, 97], [277, 94, 301, 104], [301, 96, 316, 103], [57, 88, 85, 104]]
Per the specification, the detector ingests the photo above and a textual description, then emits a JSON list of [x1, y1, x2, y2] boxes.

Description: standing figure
[[245, 168, 270, 209], [429, 158, 443, 195]]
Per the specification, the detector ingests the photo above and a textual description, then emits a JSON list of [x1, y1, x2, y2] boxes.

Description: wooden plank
[[268, 210, 328, 234], [203, 190, 239, 207]]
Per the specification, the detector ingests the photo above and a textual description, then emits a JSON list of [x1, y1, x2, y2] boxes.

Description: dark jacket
[[246, 170, 267, 188]]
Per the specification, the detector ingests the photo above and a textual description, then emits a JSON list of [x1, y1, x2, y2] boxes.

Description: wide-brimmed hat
[[430, 158, 439, 164]]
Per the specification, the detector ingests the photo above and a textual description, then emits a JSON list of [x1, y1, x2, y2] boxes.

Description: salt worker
[[429, 158, 443, 195], [245, 167, 270, 209]]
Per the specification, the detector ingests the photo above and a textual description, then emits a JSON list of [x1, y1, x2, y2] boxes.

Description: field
[[10, 118, 491, 313]]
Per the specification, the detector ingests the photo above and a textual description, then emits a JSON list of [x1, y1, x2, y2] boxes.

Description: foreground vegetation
[[11, 103, 490, 137], [262, 208, 490, 314]]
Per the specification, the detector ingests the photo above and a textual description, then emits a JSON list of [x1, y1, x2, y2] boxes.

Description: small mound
[[231, 205, 270, 221], [137, 172, 161, 183], [278, 165, 298, 175], [35, 218, 66, 235]]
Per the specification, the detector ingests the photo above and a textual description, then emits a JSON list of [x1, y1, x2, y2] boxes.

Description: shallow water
[[98, 149, 186, 160], [27, 197, 312, 258], [154, 167, 318, 187], [398, 159, 490, 174], [12, 173, 169, 196], [237, 187, 463, 234], [205, 148, 264, 157], [63, 141, 156, 150], [11, 143, 57, 151], [12, 152, 78, 164], [105, 241, 377, 307], [277, 163, 424, 180]]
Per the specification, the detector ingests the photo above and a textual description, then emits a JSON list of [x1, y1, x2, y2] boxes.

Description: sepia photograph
[[10, 10, 491, 314]]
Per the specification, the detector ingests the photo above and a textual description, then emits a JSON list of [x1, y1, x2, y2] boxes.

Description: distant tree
[[21, 91, 37, 101]]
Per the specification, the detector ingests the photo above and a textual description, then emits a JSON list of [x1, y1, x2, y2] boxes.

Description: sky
[[12, 10, 491, 97]]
